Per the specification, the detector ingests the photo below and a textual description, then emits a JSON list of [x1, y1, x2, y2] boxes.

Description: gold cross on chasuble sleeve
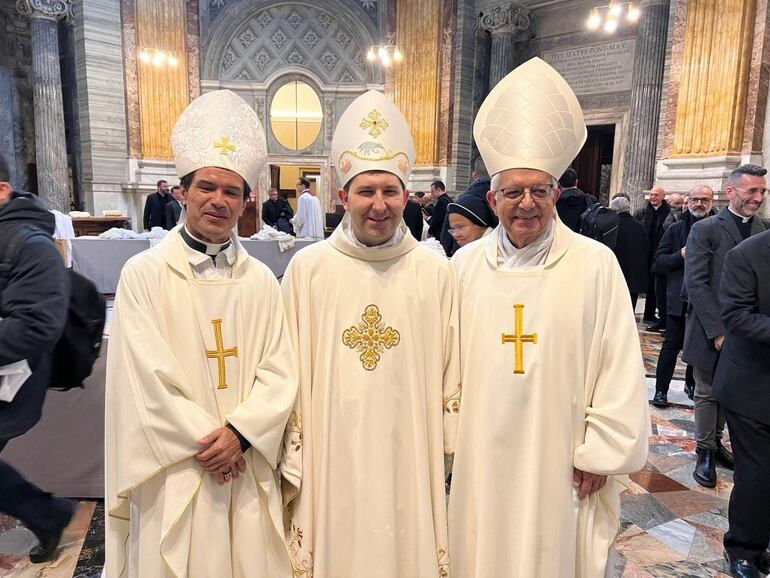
[[205, 319, 238, 389], [501, 304, 537, 375]]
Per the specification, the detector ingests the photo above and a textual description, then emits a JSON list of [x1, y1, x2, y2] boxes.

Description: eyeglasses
[[688, 197, 712, 204], [448, 224, 471, 235], [731, 186, 768, 197], [493, 184, 555, 202]]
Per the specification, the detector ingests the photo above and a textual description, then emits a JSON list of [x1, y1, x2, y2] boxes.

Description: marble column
[[16, 0, 72, 213], [620, 0, 670, 212], [478, 3, 531, 89]]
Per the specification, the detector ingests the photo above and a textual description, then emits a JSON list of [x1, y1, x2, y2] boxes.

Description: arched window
[[270, 81, 322, 151]]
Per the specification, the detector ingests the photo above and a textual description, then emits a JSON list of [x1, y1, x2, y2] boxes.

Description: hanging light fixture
[[585, 2, 642, 32], [367, 44, 404, 66]]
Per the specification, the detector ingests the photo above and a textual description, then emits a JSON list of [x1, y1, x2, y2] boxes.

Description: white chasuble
[[105, 230, 298, 578], [448, 221, 650, 578], [280, 216, 460, 578]]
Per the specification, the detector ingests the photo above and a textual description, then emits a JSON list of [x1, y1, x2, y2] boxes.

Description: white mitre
[[171, 90, 266, 190], [474, 57, 587, 179], [331, 89, 415, 187]]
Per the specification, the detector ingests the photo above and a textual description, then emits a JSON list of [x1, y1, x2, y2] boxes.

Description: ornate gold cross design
[[359, 109, 389, 138], [206, 319, 238, 389], [501, 304, 537, 375], [213, 135, 237, 155], [342, 304, 400, 371]]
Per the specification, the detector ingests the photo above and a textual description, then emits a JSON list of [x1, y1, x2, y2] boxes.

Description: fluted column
[[17, 0, 72, 212], [672, 0, 756, 157], [478, 3, 532, 88], [621, 0, 670, 212]]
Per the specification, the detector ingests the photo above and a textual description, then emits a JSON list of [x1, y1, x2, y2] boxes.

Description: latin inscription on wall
[[542, 39, 635, 95]]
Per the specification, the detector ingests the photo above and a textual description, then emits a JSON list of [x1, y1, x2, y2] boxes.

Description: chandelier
[[138, 49, 179, 68], [366, 45, 403, 67], [586, 2, 641, 33]]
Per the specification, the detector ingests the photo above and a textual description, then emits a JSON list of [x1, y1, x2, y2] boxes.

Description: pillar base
[[407, 166, 449, 193], [654, 155, 759, 200]]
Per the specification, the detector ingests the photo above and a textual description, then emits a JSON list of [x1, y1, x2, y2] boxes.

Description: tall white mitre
[[170, 89, 267, 189], [331, 89, 415, 187], [474, 57, 587, 179]]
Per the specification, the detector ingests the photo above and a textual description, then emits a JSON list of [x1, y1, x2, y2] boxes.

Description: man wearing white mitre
[[279, 89, 460, 578], [448, 57, 650, 578], [105, 90, 298, 578]]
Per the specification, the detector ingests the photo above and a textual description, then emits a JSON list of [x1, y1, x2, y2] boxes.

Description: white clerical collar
[[181, 226, 236, 266], [727, 206, 753, 224], [497, 218, 556, 270], [343, 215, 404, 250]]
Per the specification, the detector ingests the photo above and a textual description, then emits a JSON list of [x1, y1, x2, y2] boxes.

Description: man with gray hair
[[684, 165, 768, 489], [610, 195, 649, 310], [635, 185, 671, 330], [651, 185, 714, 407]]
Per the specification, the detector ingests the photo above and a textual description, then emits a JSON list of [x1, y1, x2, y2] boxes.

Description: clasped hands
[[572, 468, 608, 500], [196, 427, 245, 485]]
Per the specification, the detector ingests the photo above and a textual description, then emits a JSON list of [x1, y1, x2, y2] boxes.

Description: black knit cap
[[447, 189, 498, 228]]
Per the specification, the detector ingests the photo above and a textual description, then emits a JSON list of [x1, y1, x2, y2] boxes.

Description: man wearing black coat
[[0, 156, 75, 563], [142, 179, 171, 230], [713, 230, 770, 578], [427, 180, 450, 239], [164, 185, 184, 230], [261, 187, 294, 234], [683, 164, 769, 489], [609, 195, 648, 310], [555, 168, 597, 232], [402, 196, 424, 241], [634, 186, 671, 329], [650, 185, 714, 407]]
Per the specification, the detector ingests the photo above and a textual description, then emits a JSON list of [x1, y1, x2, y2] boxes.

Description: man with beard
[[651, 185, 714, 407], [683, 164, 768, 489]]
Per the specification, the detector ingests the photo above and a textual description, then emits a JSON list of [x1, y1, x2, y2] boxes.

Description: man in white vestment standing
[[280, 89, 460, 578], [105, 90, 298, 578], [292, 177, 324, 239], [448, 58, 650, 578]]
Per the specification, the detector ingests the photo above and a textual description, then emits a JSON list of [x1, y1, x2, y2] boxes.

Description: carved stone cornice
[[16, 0, 73, 21], [478, 3, 531, 37]]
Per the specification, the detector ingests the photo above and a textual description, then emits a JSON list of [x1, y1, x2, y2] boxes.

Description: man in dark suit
[[683, 164, 769, 488], [261, 187, 294, 234], [650, 185, 714, 407], [142, 179, 171, 230], [164, 185, 184, 230], [713, 229, 770, 578], [427, 180, 450, 239], [634, 186, 671, 329]]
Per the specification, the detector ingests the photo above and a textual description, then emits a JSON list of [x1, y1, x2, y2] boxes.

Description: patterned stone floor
[[0, 307, 735, 577]]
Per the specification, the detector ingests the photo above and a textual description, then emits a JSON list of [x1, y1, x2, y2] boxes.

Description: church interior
[[1, 0, 769, 576]]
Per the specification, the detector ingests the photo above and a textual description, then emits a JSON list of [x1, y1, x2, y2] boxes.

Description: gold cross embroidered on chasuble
[[501, 304, 537, 375], [342, 304, 400, 371], [205, 319, 238, 389]]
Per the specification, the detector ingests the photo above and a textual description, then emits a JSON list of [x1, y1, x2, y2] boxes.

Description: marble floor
[[0, 309, 736, 577]]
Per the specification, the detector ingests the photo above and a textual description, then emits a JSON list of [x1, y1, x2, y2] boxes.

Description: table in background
[[71, 217, 131, 237], [72, 237, 315, 293]]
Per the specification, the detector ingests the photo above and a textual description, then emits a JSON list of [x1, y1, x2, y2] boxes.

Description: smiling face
[[649, 186, 665, 207], [339, 171, 408, 247], [726, 173, 766, 218], [487, 168, 559, 248], [180, 167, 245, 244]]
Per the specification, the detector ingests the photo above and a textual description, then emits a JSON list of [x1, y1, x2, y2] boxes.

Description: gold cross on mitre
[[359, 109, 389, 138], [342, 304, 400, 371], [213, 135, 237, 155], [206, 319, 238, 389], [501, 304, 538, 375]]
